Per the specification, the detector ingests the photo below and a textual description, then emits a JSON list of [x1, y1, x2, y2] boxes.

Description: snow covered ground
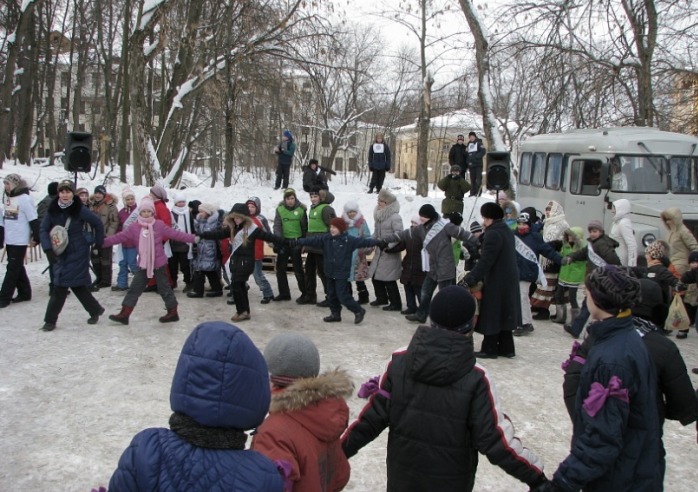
[[1, 164, 697, 491]]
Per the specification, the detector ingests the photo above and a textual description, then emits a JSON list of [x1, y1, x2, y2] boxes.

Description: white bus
[[516, 127, 698, 249]]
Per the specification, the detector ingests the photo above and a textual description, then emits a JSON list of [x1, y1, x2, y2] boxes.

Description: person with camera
[[437, 165, 471, 215]]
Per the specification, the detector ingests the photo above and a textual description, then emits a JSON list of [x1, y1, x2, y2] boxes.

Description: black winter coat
[[297, 233, 377, 281], [567, 234, 621, 275], [514, 229, 562, 282], [448, 143, 467, 170], [464, 220, 521, 335], [465, 139, 486, 168], [390, 229, 426, 287], [39, 199, 104, 288], [554, 316, 661, 492], [302, 167, 328, 193], [341, 326, 546, 491]]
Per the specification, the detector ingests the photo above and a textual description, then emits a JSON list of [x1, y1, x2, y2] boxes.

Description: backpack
[[50, 217, 72, 255]]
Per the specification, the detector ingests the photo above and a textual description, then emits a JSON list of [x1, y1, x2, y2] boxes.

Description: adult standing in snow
[[302, 158, 328, 193], [465, 131, 486, 196], [272, 188, 307, 302], [274, 130, 296, 190], [341, 287, 547, 491], [39, 180, 105, 331], [463, 202, 521, 359], [448, 134, 468, 177], [89, 184, 119, 290], [297, 188, 335, 306], [368, 189, 403, 311], [0, 173, 40, 308], [437, 165, 470, 215], [610, 198, 637, 267], [534, 266, 660, 492], [108, 321, 283, 492], [367, 133, 391, 194]]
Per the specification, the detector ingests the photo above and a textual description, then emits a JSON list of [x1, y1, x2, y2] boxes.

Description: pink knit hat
[[139, 196, 156, 213], [122, 187, 135, 199]]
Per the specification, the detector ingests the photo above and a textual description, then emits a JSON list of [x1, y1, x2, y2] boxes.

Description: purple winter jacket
[[104, 219, 195, 269]]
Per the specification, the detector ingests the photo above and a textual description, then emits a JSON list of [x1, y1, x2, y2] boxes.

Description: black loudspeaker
[[64, 131, 93, 173], [486, 151, 510, 191]]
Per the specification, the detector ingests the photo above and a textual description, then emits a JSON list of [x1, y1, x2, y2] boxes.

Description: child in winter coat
[[610, 198, 637, 267], [246, 197, 275, 303], [343, 201, 371, 305], [552, 227, 586, 325], [393, 214, 426, 315], [108, 321, 283, 492], [113, 187, 138, 291], [103, 197, 196, 325], [168, 192, 194, 292], [252, 333, 352, 492], [561, 220, 621, 338], [196, 203, 283, 322], [290, 217, 379, 324], [188, 203, 223, 298]]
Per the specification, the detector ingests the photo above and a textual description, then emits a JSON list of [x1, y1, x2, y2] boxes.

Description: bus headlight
[[642, 233, 656, 247]]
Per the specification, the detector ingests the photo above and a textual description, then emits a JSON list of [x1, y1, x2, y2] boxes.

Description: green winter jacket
[[559, 227, 586, 286], [437, 175, 470, 215]]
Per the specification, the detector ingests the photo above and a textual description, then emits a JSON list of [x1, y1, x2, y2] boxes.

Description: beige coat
[[368, 200, 403, 281], [660, 207, 698, 274]]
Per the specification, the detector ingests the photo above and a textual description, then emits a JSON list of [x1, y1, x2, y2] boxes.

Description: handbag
[[49, 217, 72, 255]]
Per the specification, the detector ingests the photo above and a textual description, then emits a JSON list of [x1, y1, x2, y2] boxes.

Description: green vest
[[277, 205, 304, 239], [308, 204, 329, 233]]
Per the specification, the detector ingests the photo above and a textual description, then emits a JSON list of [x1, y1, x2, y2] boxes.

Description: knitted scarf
[[137, 216, 156, 278], [169, 412, 247, 450]]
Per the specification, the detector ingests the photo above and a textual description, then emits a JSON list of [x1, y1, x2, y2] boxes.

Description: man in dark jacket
[[36, 181, 58, 223], [109, 321, 283, 491], [437, 165, 470, 215], [342, 286, 547, 491], [302, 159, 328, 193], [534, 266, 661, 492], [274, 130, 296, 190], [464, 202, 521, 358], [465, 131, 486, 196], [367, 133, 391, 194], [449, 134, 468, 175]]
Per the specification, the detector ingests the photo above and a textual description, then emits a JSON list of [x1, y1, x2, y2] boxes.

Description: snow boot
[[109, 305, 134, 325], [357, 286, 370, 305], [552, 304, 567, 324], [532, 308, 550, 320], [159, 307, 179, 323]]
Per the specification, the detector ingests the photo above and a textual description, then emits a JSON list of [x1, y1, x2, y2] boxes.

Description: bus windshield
[[670, 156, 698, 194], [610, 155, 667, 193]]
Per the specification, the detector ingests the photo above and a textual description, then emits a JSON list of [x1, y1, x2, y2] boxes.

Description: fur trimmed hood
[[270, 369, 354, 413], [374, 199, 400, 223], [90, 192, 119, 207]]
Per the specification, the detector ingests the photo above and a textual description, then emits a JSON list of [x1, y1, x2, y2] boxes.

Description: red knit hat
[[330, 217, 347, 233]]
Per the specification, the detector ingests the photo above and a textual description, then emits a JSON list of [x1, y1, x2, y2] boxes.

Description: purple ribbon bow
[[561, 341, 586, 371], [582, 375, 630, 417], [357, 375, 391, 399]]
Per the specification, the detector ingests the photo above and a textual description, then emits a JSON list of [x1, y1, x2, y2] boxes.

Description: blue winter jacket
[[109, 321, 283, 492], [514, 229, 562, 283], [553, 315, 661, 492], [298, 232, 377, 280], [40, 198, 104, 288], [192, 213, 221, 272]]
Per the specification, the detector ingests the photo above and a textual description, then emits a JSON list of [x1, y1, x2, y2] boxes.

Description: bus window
[[531, 152, 546, 187], [670, 157, 698, 193], [546, 153, 563, 190], [620, 155, 667, 193], [519, 152, 532, 185], [570, 159, 601, 195]]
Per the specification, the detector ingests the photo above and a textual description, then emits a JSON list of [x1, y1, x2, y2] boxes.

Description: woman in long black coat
[[464, 202, 521, 358], [39, 180, 105, 332]]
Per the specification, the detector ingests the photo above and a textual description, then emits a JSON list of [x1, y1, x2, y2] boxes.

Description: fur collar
[[270, 369, 354, 413], [48, 197, 83, 216], [373, 200, 400, 223]]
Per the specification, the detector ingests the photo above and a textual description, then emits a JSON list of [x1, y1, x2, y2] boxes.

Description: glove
[[375, 240, 389, 250], [285, 238, 298, 249], [675, 281, 687, 292], [561, 256, 572, 265], [91, 246, 101, 257], [463, 275, 476, 288], [45, 250, 57, 264], [530, 478, 561, 492]]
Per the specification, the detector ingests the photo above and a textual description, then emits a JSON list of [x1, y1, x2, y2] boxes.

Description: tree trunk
[[416, 74, 433, 197], [14, 14, 38, 165], [117, 0, 131, 183]]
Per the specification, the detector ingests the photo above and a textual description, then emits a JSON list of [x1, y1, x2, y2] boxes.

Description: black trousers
[[0, 245, 31, 302], [44, 285, 102, 324], [168, 251, 192, 285], [192, 270, 222, 294], [275, 163, 291, 189], [469, 165, 483, 196], [369, 170, 386, 191], [480, 331, 515, 357], [276, 246, 305, 297], [327, 278, 362, 315], [91, 245, 113, 285], [304, 252, 326, 298], [232, 278, 251, 314]]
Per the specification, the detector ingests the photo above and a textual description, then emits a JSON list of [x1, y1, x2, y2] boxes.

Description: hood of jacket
[[270, 369, 353, 442], [567, 226, 587, 249], [318, 189, 335, 205], [90, 192, 119, 207], [48, 197, 83, 217], [660, 207, 684, 231], [169, 321, 271, 430], [406, 325, 475, 386], [613, 198, 632, 221], [374, 199, 401, 223]]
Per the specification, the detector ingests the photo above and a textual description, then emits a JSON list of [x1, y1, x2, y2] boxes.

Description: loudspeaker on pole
[[64, 132, 93, 173], [486, 151, 510, 191]]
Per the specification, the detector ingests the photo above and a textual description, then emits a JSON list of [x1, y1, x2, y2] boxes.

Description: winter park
[[4, 0, 698, 490]]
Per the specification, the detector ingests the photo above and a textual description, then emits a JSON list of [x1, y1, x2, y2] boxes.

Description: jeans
[[116, 247, 138, 288], [0, 245, 30, 302], [404, 282, 421, 312], [123, 266, 177, 309], [253, 260, 274, 298], [416, 276, 455, 319], [327, 277, 362, 315], [276, 245, 305, 297], [44, 285, 102, 324]]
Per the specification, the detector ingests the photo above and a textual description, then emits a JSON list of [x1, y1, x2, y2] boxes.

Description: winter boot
[[159, 307, 180, 323], [357, 286, 370, 305], [532, 308, 550, 320], [231, 311, 250, 322], [109, 305, 134, 325], [552, 304, 567, 324], [87, 306, 106, 325], [569, 307, 580, 324]]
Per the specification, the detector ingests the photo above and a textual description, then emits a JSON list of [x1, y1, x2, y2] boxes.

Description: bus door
[[567, 155, 610, 227]]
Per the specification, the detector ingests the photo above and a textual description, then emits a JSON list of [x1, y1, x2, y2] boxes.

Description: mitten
[[375, 240, 389, 250], [91, 246, 101, 257], [285, 238, 297, 249], [561, 256, 572, 265]]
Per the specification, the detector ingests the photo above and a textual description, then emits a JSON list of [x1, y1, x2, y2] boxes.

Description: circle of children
[[2, 171, 698, 492]]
